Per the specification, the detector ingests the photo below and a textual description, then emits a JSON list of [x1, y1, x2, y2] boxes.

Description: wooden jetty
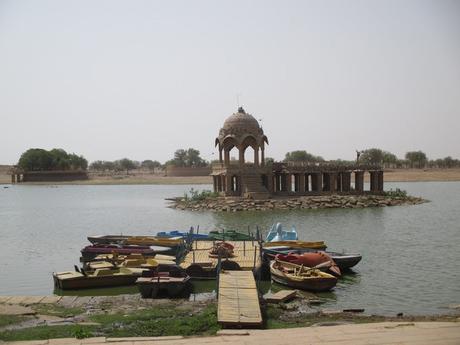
[[217, 270, 262, 328], [180, 240, 261, 278]]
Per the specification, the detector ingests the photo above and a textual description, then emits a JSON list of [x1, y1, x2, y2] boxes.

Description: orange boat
[[276, 252, 341, 276]]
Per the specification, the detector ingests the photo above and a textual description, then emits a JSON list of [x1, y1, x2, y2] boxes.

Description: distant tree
[[18, 148, 54, 171], [68, 153, 88, 170], [116, 158, 137, 174], [359, 148, 384, 165], [49, 148, 71, 170], [284, 150, 324, 162], [17, 148, 87, 171], [382, 152, 398, 168], [141, 160, 161, 172], [102, 161, 116, 171], [89, 160, 104, 171], [405, 151, 427, 168], [168, 148, 207, 167]]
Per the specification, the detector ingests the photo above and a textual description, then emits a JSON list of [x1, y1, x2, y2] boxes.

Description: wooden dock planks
[[217, 270, 262, 328], [180, 240, 261, 273]]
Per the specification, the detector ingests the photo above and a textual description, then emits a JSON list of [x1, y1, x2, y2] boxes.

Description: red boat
[[81, 244, 158, 261], [275, 252, 341, 276]]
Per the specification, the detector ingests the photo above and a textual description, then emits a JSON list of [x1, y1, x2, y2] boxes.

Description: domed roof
[[217, 106, 265, 141], [222, 107, 261, 133]]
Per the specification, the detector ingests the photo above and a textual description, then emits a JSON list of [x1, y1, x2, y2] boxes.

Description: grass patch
[[0, 325, 97, 341], [0, 315, 30, 328], [32, 304, 83, 318], [90, 303, 220, 337], [0, 303, 220, 341]]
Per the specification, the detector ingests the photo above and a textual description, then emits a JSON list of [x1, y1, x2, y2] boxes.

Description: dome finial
[[238, 106, 245, 114]]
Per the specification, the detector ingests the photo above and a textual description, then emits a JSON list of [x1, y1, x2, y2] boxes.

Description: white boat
[[266, 223, 298, 242]]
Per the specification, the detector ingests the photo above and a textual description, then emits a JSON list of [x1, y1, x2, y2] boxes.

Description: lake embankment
[[2, 168, 460, 185], [1, 294, 458, 342]]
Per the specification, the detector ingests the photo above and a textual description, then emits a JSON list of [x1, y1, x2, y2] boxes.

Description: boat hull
[[136, 276, 191, 298], [269, 260, 337, 292], [53, 274, 139, 290]]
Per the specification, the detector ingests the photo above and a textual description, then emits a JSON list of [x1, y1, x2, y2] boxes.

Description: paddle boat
[[266, 223, 298, 242], [270, 258, 337, 292], [53, 267, 148, 290], [156, 230, 210, 240]]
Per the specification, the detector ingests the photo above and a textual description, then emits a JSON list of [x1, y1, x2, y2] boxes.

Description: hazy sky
[[1, 0, 459, 164]]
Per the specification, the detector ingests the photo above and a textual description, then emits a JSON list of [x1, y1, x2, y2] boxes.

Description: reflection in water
[[1, 182, 460, 315]]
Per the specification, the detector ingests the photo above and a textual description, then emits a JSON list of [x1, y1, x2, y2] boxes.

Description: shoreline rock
[[167, 194, 428, 212]]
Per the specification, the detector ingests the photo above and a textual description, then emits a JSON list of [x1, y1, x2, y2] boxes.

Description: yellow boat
[[86, 253, 176, 270], [125, 236, 184, 247], [263, 240, 327, 250], [53, 267, 148, 290]]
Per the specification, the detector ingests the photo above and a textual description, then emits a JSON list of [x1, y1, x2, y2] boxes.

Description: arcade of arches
[[212, 108, 384, 199]]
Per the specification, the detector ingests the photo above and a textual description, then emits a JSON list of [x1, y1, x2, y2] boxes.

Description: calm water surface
[[0, 182, 459, 315]]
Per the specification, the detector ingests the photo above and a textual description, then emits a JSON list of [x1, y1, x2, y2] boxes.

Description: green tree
[[382, 152, 398, 168], [116, 158, 137, 174], [168, 148, 207, 167], [405, 151, 427, 168], [89, 160, 104, 171], [284, 150, 324, 162], [17, 148, 54, 171], [49, 148, 71, 170], [359, 148, 384, 165], [141, 160, 161, 171], [173, 149, 187, 166]]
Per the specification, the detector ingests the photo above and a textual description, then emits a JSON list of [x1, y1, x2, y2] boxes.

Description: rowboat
[[136, 266, 191, 298], [270, 259, 337, 292], [80, 244, 165, 261], [263, 240, 327, 250], [263, 246, 361, 270], [275, 252, 341, 276], [266, 223, 298, 242], [85, 254, 176, 271], [53, 267, 148, 290], [87, 235, 184, 247]]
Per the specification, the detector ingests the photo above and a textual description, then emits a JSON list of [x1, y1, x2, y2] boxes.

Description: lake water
[[0, 182, 459, 316]]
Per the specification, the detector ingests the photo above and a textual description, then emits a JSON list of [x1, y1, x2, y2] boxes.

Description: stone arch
[[222, 136, 238, 165], [240, 135, 259, 165]]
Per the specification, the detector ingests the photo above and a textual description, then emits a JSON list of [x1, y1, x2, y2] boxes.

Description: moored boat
[[136, 266, 191, 298], [270, 259, 337, 292], [263, 240, 327, 250], [53, 267, 148, 290], [87, 235, 184, 247], [156, 230, 210, 240], [275, 252, 341, 276], [263, 246, 361, 270], [80, 244, 163, 261], [266, 223, 298, 242]]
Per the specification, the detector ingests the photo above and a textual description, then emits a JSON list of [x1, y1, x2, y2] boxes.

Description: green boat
[[208, 230, 255, 241]]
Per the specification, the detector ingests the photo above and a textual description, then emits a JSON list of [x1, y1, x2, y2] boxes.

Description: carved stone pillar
[[298, 174, 305, 194], [342, 172, 351, 192], [254, 148, 259, 166], [377, 171, 384, 192], [355, 171, 364, 192], [261, 148, 265, 166]]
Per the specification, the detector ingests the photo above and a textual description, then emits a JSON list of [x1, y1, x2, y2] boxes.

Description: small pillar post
[[377, 171, 384, 192], [355, 171, 364, 192], [342, 172, 351, 192], [298, 174, 305, 194]]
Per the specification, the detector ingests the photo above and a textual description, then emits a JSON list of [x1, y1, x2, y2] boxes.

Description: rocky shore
[[168, 194, 427, 212]]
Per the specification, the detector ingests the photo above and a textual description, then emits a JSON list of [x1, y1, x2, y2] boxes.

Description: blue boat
[[265, 223, 298, 242], [156, 229, 210, 240]]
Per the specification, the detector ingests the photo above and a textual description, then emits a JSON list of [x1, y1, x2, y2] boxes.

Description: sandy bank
[[2, 168, 460, 185]]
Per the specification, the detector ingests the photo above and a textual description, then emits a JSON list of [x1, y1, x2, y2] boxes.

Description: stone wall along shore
[[168, 194, 427, 212]]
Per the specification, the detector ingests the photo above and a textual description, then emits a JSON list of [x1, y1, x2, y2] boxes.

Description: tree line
[[16, 147, 460, 172], [283, 149, 460, 168]]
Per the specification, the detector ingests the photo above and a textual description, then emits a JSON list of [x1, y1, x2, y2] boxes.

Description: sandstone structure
[[212, 107, 384, 199]]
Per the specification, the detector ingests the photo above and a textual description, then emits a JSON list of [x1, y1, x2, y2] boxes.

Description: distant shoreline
[[2, 168, 460, 185]]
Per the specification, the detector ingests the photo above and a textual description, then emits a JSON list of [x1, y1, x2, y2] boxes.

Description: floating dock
[[180, 240, 261, 278], [217, 270, 262, 328]]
